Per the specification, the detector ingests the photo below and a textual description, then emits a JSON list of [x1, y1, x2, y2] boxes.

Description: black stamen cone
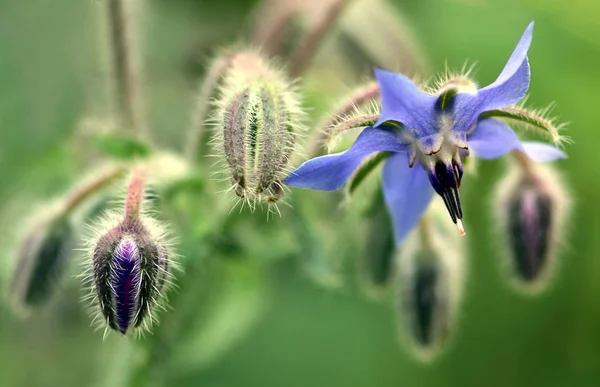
[[428, 161, 463, 224]]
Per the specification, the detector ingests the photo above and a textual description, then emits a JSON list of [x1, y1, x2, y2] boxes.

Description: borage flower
[[284, 22, 566, 245]]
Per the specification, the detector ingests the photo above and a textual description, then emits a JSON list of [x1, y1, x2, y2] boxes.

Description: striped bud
[[92, 220, 169, 334], [9, 214, 73, 312], [494, 160, 569, 292], [395, 200, 465, 360], [86, 170, 173, 335], [212, 50, 303, 207]]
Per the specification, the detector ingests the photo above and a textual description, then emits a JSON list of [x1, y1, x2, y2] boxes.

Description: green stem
[[307, 82, 379, 158], [106, 0, 147, 137], [62, 165, 126, 217], [287, 0, 349, 78]]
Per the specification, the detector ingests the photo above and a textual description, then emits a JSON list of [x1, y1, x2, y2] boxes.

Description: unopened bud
[[86, 170, 173, 335], [494, 160, 569, 292], [359, 189, 396, 294], [8, 214, 73, 312], [212, 50, 303, 207], [395, 201, 465, 360]]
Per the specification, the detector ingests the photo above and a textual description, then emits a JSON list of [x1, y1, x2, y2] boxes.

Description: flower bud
[[212, 50, 303, 207], [359, 189, 396, 293], [8, 214, 73, 312], [395, 200, 465, 360], [86, 170, 173, 335], [493, 161, 569, 292], [92, 221, 169, 334]]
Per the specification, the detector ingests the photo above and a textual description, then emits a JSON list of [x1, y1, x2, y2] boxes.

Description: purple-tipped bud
[[494, 162, 569, 290], [213, 50, 303, 206], [89, 169, 172, 334], [93, 219, 168, 335]]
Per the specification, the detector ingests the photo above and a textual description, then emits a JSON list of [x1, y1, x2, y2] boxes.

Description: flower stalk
[[106, 0, 147, 137], [287, 0, 349, 78]]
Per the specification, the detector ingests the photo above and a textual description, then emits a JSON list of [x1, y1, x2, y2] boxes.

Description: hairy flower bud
[[211, 50, 303, 207], [92, 221, 169, 334], [86, 170, 173, 335], [8, 214, 73, 312], [493, 158, 569, 292], [395, 201, 465, 360]]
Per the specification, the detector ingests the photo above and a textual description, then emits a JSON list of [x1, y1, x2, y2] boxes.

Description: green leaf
[[91, 133, 151, 160]]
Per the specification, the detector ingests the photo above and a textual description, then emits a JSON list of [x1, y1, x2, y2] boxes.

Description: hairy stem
[[307, 82, 379, 157], [250, 0, 299, 56], [288, 0, 349, 78], [106, 0, 147, 137], [124, 167, 146, 222], [510, 149, 538, 179], [418, 215, 434, 253], [62, 166, 126, 216]]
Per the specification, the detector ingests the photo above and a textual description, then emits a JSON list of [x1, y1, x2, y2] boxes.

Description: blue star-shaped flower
[[284, 22, 567, 245]]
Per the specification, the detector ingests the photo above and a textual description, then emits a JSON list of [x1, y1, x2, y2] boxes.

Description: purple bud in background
[[494, 161, 569, 292], [508, 184, 552, 282], [395, 200, 465, 361]]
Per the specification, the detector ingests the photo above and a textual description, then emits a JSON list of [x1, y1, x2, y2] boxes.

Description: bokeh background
[[0, 0, 598, 386]]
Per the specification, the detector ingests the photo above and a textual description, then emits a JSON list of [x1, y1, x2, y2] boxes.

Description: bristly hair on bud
[[208, 49, 305, 213], [394, 199, 466, 361], [493, 152, 570, 294], [83, 167, 176, 336]]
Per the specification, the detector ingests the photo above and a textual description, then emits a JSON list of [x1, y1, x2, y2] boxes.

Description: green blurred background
[[0, 0, 598, 386]]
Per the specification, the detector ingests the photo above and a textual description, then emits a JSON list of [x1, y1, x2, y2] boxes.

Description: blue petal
[[284, 126, 408, 191], [373, 68, 439, 137], [467, 118, 521, 159], [521, 141, 567, 162], [453, 22, 534, 132], [382, 153, 434, 246]]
